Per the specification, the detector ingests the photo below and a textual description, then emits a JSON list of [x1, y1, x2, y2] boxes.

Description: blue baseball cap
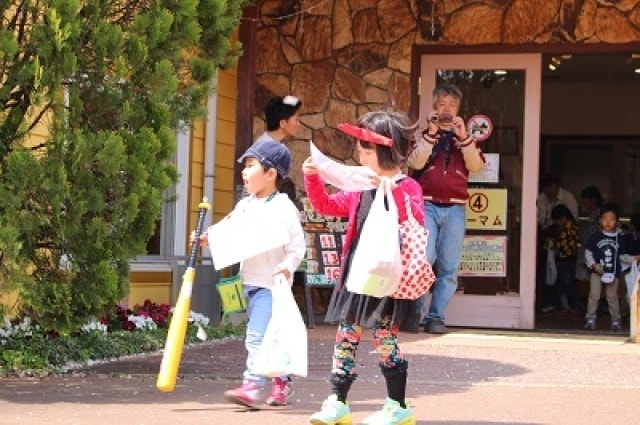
[[237, 140, 292, 177]]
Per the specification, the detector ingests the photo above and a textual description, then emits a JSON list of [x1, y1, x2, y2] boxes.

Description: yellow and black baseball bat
[[156, 197, 211, 392]]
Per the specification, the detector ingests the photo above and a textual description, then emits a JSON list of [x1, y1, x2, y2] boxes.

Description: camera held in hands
[[437, 113, 453, 124]]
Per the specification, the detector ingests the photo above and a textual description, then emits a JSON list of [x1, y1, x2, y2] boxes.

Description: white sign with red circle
[[467, 114, 493, 142]]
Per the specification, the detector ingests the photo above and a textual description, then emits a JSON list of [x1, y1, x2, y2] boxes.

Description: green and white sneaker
[[309, 394, 353, 425], [361, 397, 416, 425]]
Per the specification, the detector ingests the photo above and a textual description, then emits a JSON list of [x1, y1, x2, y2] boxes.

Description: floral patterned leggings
[[331, 316, 405, 377]]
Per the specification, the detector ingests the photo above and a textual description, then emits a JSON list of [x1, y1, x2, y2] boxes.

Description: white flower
[[81, 319, 108, 333], [127, 314, 157, 331]]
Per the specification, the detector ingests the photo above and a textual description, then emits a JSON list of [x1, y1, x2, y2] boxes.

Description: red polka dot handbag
[[390, 195, 435, 300]]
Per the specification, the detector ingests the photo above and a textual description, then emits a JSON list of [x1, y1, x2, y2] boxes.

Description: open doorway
[[537, 53, 640, 333]]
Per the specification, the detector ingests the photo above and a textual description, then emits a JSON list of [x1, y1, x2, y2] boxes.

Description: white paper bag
[[345, 178, 402, 297], [208, 203, 290, 270], [625, 261, 639, 303], [253, 275, 308, 378]]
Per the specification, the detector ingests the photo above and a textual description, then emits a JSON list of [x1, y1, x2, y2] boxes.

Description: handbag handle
[[402, 193, 419, 225]]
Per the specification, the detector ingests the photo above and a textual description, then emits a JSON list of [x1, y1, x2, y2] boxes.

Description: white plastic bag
[[253, 275, 308, 378], [345, 178, 402, 297], [625, 260, 639, 303], [545, 247, 557, 286]]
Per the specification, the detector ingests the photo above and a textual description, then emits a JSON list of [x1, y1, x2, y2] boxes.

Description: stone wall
[[252, 0, 640, 191]]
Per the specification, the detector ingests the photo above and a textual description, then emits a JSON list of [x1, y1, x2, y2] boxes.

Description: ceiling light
[[548, 63, 557, 71], [561, 54, 573, 60], [635, 68, 640, 74], [551, 57, 561, 65], [493, 70, 507, 75]]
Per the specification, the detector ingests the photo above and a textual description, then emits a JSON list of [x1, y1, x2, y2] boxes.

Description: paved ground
[[1, 325, 639, 425]]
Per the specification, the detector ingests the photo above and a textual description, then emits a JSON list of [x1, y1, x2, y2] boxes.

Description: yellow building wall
[[128, 271, 173, 307], [213, 69, 238, 223]]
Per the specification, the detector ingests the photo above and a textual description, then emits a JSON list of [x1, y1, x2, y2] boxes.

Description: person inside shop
[[537, 174, 579, 233], [407, 83, 486, 334], [542, 204, 581, 314], [583, 202, 634, 331], [535, 174, 579, 310]]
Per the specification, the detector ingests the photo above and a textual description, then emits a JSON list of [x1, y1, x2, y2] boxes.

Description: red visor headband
[[338, 123, 394, 147]]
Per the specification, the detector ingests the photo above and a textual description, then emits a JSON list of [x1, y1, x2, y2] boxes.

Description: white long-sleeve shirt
[[211, 192, 305, 288], [537, 187, 579, 229]]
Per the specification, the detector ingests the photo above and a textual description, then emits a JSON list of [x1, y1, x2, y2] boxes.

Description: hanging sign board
[[466, 188, 508, 230], [299, 198, 347, 286], [459, 235, 507, 277]]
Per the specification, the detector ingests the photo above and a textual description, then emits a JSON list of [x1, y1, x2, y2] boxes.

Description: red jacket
[[408, 131, 486, 204], [303, 174, 425, 262]]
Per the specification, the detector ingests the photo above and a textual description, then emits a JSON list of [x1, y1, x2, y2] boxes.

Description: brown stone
[[296, 122, 313, 141], [503, 0, 561, 43], [256, 27, 291, 74], [297, 15, 333, 61], [334, 0, 354, 50], [337, 44, 390, 75], [388, 72, 410, 113], [281, 36, 303, 64], [357, 103, 373, 118], [631, 6, 640, 28], [353, 8, 383, 43], [299, 113, 326, 130], [363, 68, 393, 88], [534, 30, 557, 43], [378, 0, 415, 43], [252, 115, 265, 140], [613, 0, 639, 12], [575, 0, 597, 40], [595, 6, 640, 42], [350, 0, 378, 13], [558, 0, 586, 38], [313, 127, 354, 160], [325, 99, 357, 129], [365, 85, 388, 104], [303, 0, 332, 15], [445, 4, 503, 43], [444, 0, 468, 14], [292, 61, 336, 114], [389, 32, 415, 74], [283, 138, 310, 197], [261, 1, 300, 36], [333, 67, 367, 102], [279, 16, 300, 38], [255, 74, 292, 110]]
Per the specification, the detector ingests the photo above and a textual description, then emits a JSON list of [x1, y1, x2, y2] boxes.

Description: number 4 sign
[[465, 188, 507, 230]]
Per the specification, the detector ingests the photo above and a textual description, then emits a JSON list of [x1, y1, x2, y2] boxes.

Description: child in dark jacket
[[584, 203, 634, 331]]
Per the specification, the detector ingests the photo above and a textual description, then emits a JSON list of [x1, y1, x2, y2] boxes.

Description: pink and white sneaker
[[266, 377, 293, 406], [224, 381, 263, 408]]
